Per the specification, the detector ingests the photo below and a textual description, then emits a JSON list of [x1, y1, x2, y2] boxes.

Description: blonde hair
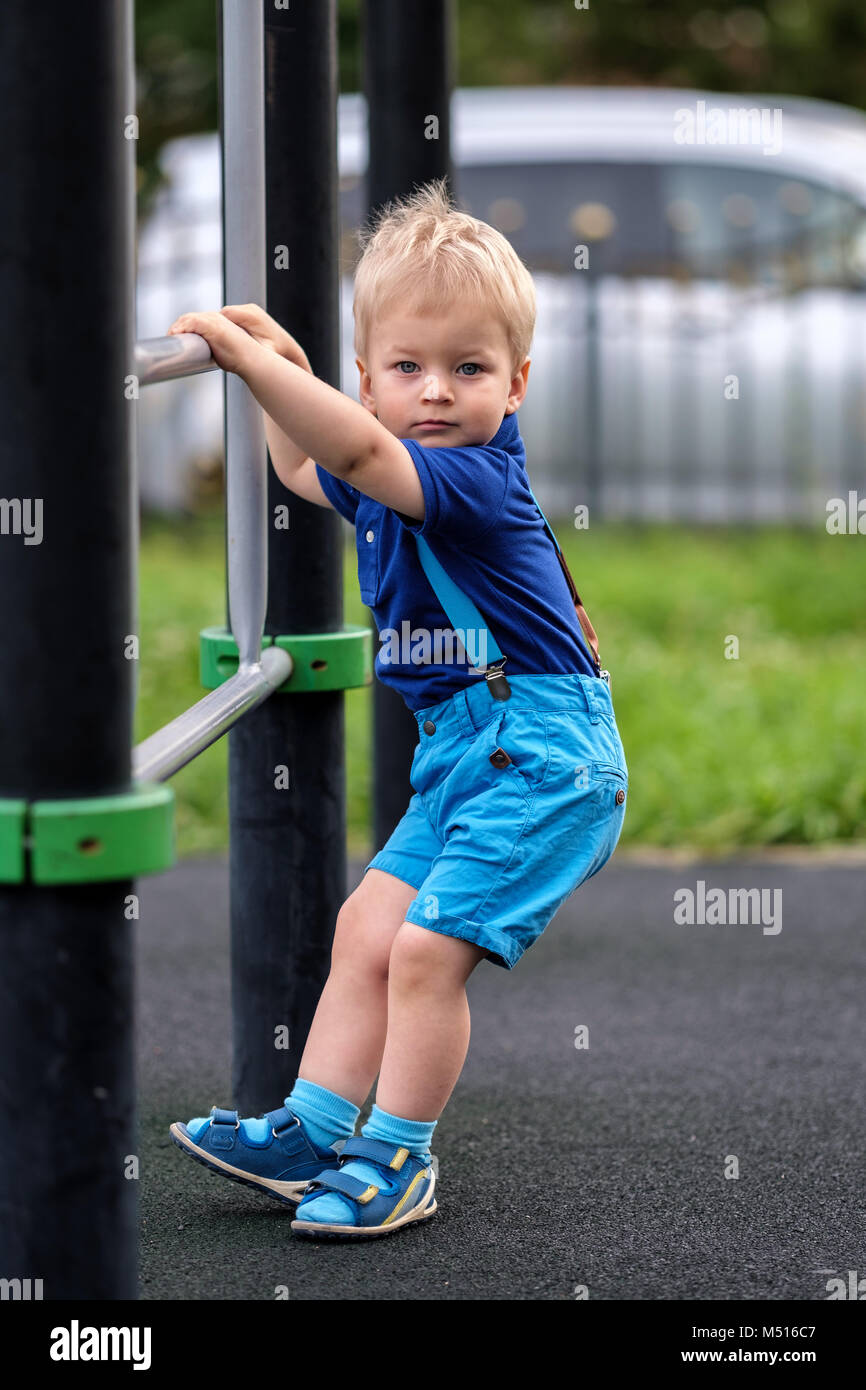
[[352, 178, 536, 374]]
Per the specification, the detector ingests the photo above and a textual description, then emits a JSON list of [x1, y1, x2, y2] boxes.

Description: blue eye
[[396, 361, 417, 373], [458, 363, 482, 376]]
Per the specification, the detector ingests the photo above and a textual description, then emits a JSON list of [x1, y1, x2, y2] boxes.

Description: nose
[[420, 372, 452, 403]]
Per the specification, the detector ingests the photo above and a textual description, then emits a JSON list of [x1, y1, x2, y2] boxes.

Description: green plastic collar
[[200, 624, 372, 694], [0, 783, 175, 885]]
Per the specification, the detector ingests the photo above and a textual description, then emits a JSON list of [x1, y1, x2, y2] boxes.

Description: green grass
[[136, 508, 866, 860]]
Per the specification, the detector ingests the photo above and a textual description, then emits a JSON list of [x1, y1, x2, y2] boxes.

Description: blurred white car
[[136, 86, 866, 520]]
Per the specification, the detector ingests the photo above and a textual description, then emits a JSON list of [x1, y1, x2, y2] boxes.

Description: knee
[[388, 922, 460, 995], [330, 891, 391, 982]]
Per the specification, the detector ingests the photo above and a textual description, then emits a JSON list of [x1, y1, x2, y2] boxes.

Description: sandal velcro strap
[[209, 1107, 239, 1127], [306, 1169, 381, 1203], [340, 1136, 411, 1170], [264, 1105, 300, 1137]]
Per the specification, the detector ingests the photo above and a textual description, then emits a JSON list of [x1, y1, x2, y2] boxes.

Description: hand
[[166, 310, 259, 377], [219, 304, 313, 374]]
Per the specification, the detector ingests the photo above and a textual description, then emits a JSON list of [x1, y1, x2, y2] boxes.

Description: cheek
[[366, 376, 394, 410], [377, 373, 410, 394], [463, 378, 497, 405]]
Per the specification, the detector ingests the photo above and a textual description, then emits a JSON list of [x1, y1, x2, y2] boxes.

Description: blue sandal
[[291, 1136, 437, 1239], [169, 1102, 342, 1206]]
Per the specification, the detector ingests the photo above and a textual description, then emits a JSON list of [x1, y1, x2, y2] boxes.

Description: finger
[[219, 315, 254, 338], [219, 308, 250, 331], [225, 303, 267, 321], [169, 314, 219, 341]]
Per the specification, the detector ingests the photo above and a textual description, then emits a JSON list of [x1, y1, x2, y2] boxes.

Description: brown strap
[[553, 545, 601, 670], [575, 601, 601, 669]]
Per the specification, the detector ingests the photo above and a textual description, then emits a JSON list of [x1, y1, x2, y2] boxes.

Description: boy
[[167, 181, 628, 1239]]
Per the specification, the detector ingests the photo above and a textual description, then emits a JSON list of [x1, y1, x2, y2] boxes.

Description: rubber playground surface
[[137, 852, 865, 1301]]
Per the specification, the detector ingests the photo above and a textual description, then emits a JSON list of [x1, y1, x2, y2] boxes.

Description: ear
[[356, 356, 378, 414], [505, 357, 530, 414]]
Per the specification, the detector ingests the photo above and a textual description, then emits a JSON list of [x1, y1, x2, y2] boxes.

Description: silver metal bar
[[133, 8, 274, 788], [132, 646, 292, 783], [127, 9, 141, 740], [221, 1, 267, 669], [134, 333, 216, 385]]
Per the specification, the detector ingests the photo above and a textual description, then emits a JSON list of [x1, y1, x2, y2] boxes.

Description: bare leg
[[296, 868, 417, 1107], [375, 921, 487, 1120], [292, 920, 486, 1230]]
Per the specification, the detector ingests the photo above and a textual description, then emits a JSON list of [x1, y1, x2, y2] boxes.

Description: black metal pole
[[363, 0, 454, 851], [227, 0, 346, 1114], [0, 2, 137, 1297]]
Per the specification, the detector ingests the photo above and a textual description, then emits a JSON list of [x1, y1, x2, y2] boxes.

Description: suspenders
[[413, 485, 608, 702], [414, 535, 513, 700]]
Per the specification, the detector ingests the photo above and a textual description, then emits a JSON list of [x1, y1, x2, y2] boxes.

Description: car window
[[661, 163, 864, 287], [339, 163, 665, 275], [339, 160, 865, 287]]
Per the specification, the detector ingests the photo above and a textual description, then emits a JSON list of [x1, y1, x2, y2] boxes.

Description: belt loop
[[579, 674, 601, 724]]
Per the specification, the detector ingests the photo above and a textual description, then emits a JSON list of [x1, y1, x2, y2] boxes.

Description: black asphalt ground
[[136, 852, 865, 1301]]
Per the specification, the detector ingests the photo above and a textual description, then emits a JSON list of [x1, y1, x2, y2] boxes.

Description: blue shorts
[[365, 673, 628, 969]]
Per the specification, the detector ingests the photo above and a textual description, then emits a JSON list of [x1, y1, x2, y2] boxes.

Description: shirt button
[[423, 720, 436, 735], [489, 748, 512, 768], [616, 788, 626, 804], [365, 530, 375, 542]]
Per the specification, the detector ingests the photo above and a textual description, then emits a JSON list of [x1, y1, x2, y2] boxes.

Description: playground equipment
[[364, 0, 455, 850], [0, 0, 374, 1298]]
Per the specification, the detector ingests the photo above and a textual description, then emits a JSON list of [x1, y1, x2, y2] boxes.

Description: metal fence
[[517, 272, 866, 523]]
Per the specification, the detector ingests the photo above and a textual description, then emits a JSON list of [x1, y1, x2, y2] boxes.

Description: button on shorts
[[365, 672, 629, 969]]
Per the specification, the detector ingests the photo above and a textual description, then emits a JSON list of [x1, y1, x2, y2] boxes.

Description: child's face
[[356, 304, 529, 448]]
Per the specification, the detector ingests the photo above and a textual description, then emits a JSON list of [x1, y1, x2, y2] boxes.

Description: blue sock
[[296, 1103, 438, 1226], [363, 1103, 437, 1164], [286, 1078, 360, 1152]]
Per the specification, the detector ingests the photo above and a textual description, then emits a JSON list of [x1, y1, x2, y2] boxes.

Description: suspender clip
[[484, 657, 512, 701]]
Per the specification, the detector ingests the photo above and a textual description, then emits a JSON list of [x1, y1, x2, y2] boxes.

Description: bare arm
[[263, 414, 335, 508], [166, 307, 425, 518], [246, 353, 424, 517], [214, 305, 333, 507], [247, 352, 390, 475]]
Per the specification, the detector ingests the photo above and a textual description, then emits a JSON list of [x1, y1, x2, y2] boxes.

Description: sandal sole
[[169, 1122, 330, 1206], [291, 1176, 438, 1240]]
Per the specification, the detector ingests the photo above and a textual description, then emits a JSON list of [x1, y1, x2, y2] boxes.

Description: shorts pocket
[[542, 712, 628, 793], [488, 706, 551, 803], [593, 761, 628, 783]]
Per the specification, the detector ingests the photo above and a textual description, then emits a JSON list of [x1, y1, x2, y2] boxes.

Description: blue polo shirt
[[314, 411, 597, 712]]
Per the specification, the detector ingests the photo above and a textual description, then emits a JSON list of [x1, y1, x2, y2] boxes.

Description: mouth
[[414, 420, 455, 429]]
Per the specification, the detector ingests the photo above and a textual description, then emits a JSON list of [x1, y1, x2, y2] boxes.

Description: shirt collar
[[488, 410, 525, 465]]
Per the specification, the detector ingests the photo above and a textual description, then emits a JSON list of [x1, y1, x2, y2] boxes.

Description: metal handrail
[[133, 648, 291, 783], [135, 332, 216, 385], [132, 2, 273, 783]]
